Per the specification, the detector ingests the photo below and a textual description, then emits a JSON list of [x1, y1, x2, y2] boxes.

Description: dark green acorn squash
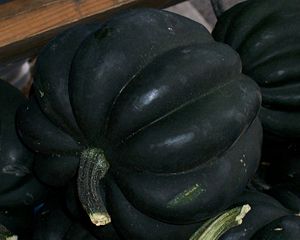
[[213, 0, 300, 140], [16, 8, 262, 230], [0, 79, 46, 208], [214, 190, 300, 240]]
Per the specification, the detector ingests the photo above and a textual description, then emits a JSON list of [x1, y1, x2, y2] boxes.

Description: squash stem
[[77, 148, 111, 226], [0, 225, 17, 240], [189, 204, 251, 240]]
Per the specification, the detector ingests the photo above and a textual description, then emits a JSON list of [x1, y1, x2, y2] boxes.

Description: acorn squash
[[213, 0, 300, 140], [0, 79, 46, 208], [16, 8, 262, 230]]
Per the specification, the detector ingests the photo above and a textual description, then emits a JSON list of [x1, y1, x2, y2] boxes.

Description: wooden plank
[[0, 0, 181, 64]]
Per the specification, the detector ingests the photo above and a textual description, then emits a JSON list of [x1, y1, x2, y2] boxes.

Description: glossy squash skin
[[16, 8, 262, 229], [0, 79, 47, 208], [219, 191, 300, 240], [213, 0, 300, 140]]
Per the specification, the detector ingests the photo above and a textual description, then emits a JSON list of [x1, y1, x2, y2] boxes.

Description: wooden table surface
[[0, 0, 181, 64]]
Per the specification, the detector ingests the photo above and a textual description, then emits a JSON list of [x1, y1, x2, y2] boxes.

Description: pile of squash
[[1, 0, 299, 239]]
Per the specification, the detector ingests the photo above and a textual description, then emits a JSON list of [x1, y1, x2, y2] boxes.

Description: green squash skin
[[219, 191, 292, 240], [16, 8, 262, 225], [34, 23, 102, 142], [213, 0, 300, 139], [251, 215, 300, 240], [106, 178, 203, 240], [0, 80, 46, 207], [68, 10, 212, 145], [112, 118, 262, 223]]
